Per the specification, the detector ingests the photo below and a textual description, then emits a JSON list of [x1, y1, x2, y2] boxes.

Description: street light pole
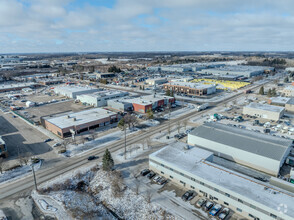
[[124, 121, 127, 160], [31, 164, 38, 191]]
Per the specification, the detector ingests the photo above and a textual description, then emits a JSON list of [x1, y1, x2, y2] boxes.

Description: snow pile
[[0, 160, 42, 184], [141, 119, 160, 127], [0, 209, 7, 220]]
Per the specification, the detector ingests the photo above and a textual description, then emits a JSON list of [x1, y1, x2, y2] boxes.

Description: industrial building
[[76, 90, 129, 107], [108, 95, 175, 113], [0, 136, 7, 158], [149, 142, 294, 220], [187, 123, 292, 176], [163, 82, 216, 96], [285, 98, 294, 112], [243, 102, 285, 121], [0, 82, 40, 93], [199, 65, 274, 78], [53, 85, 100, 99], [283, 86, 294, 97], [96, 72, 116, 79], [145, 78, 168, 85], [43, 108, 118, 138], [268, 97, 291, 107]]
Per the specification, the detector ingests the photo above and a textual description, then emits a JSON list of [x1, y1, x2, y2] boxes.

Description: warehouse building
[[199, 65, 274, 78], [163, 82, 216, 96], [96, 73, 116, 79], [145, 78, 168, 85], [188, 123, 292, 176], [108, 95, 175, 113], [243, 102, 285, 121], [283, 86, 294, 97], [149, 142, 294, 220], [53, 85, 100, 99], [43, 108, 118, 138], [76, 90, 129, 107], [0, 136, 7, 158], [268, 97, 291, 107], [285, 98, 294, 112], [0, 82, 40, 93], [107, 98, 134, 112]]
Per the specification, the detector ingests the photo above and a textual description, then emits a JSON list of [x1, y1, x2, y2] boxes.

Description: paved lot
[[0, 112, 52, 160]]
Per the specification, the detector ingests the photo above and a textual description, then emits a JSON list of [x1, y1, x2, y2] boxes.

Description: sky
[[1, 0, 294, 53]]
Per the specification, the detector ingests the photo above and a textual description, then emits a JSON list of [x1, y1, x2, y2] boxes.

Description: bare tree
[[146, 190, 153, 203], [89, 130, 96, 140], [124, 113, 138, 130], [61, 140, 69, 151], [0, 158, 5, 174], [111, 171, 123, 197], [182, 120, 188, 131], [177, 120, 181, 134], [22, 152, 32, 165], [80, 136, 85, 145], [134, 180, 140, 195], [145, 137, 151, 149]]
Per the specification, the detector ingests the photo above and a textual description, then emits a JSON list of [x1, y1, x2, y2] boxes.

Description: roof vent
[[72, 117, 76, 121], [66, 115, 70, 118]]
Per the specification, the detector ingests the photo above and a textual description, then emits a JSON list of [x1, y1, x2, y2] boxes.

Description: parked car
[[87, 155, 98, 160], [146, 171, 156, 179], [52, 143, 61, 147], [218, 207, 230, 220], [44, 138, 53, 143], [195, 198, 206, 208], [204, 201, 214, 211], [158, 177, 167, 185], [209, 204, 222, 216], [181, 190, 196, 201], [140, 169, 150, 176], [152, 176, 161, 183]]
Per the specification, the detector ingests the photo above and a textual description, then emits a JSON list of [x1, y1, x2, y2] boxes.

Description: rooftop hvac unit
[[66, 115, 70, 118], [72, 117, 76, 121]]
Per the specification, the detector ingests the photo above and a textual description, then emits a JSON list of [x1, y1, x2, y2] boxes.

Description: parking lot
[[0, 112, 52, 161]]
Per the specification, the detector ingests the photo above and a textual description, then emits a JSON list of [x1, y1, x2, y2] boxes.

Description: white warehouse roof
[[245, 102, 285, 113], [150, 144, 294, 219], [46, 108, 117, 129]]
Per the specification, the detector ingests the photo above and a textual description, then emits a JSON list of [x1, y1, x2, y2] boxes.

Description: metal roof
[[189, 123, 292, 161]]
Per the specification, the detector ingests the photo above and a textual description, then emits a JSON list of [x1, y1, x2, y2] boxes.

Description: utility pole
[[31, 164, 38, 191], [168, 103, 171, 137], [124, 121, 127, 160]]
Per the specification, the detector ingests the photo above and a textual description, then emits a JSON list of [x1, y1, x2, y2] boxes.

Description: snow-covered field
[[34, 165, 177, 220], [0, 160, 42, 185]]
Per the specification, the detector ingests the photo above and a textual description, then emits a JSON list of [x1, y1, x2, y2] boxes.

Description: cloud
[[0, 0, 294, 53]]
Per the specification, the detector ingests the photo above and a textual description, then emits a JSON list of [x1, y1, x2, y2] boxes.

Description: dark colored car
[[181, 190, 196, 201], [158, 177, 167, 185], [146, 171, 156, 179], [218, 207, 230, 220], [44, 138, 53, 143], [88, 155, 98, 160], [204, 201, 214, 211], [140, 169, 150, 176]]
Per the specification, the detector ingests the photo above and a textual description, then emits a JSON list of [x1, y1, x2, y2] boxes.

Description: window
[[180, 172, 184, 176], [214, 188, 219, 192], [237, 208, 242, 212], [225, 193, 230, 197], [161, 171, 164, 174], [200, 182, 204, 186], [238, 199, 243, 203], [180, 180, 186, 185], [191, 177, 196, 181], [170, 168, 173, 171], [270, 214, 277, 219], [170, 176, 173, 179], [57, 131, 62, 136], [160, 164, 165, 167], [191, 186, 195, 189], [224, 202, 229, 206], [213, 197, 218, 201]]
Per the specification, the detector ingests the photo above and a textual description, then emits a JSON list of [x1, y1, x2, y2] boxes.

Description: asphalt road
[[0, 81, 269, 201]]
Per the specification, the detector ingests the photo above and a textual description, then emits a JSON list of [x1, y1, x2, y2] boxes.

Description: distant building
[[0, 136, 7, 158], [43, 108, 118, 138], [268, 97, 291, 107], [285, 98, 294, 112], [283, 86, 294, 97], [107, 98, 134, 112], [96, 73, 115, 79], [76, 90, 129, 107], [108, 95, 175, 113], [163, 82, 216, 96], [199, 65, 274, 78], [53, 85, 100, 99], [188, 123, 292, 176], [150, 142, 294, 220], [145, 78, 168, 85], [243, 102, 285, 121], [0, 82, 40, 93]]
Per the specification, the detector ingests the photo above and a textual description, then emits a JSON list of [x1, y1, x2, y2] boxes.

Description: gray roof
[[286, 98, 294, 105], [189, 123, 292, 161]]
